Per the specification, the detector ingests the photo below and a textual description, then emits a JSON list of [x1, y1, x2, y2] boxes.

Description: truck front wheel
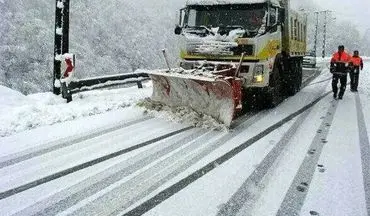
[[285, 59, 302, 96], [265, 67, 283, 108]]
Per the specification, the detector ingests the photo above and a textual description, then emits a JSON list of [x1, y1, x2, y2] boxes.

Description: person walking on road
[[349, 50, 364, 92], [330, 45, 352, 100]]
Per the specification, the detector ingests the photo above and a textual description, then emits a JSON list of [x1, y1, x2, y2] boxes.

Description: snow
[[140, 69, 333, 216], [55, 54, 62, 61], [144, 120, 296, 216], [182, 26, 259, 56], [72, 78, 148, 91], [56, 27, 62, 35], [56, 1, 64, 9], [300, 93, 367, 216], [299, 61, 370, 216], [138, 98, 228, 131], [77, 72, 147, 81], [0, 107, 147, 158], [54, 79, 61, 88], [0, 119, 185, 193], [185, 39, 239, 56], [139, 68, 221, 80], [0, 120, 189, 216], [0, 85, 32, 107], [184, 28, 245, 43], [0, 83, 151, 137], [249, 92, 333, 216]]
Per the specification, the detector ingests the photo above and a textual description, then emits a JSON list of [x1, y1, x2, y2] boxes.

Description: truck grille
[[186, 41, 237, 56], [186, 41, 254, 56]]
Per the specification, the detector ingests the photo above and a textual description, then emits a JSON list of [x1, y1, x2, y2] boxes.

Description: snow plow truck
[[145, 0, 307, 127]]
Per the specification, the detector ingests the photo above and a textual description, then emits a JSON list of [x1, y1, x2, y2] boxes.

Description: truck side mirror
[[174, 25, 182, 35]]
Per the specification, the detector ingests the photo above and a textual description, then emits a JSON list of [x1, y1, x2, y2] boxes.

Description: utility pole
[[322, 10, 332, 58], [62, 0, 70, 55], [53, 0, 71, 96], [53, 0, 72, 102], [302, 10, 328, 57], [313, 12, 319, 57]]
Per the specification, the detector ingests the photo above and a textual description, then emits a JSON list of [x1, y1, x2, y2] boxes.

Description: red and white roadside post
[[60, 53, 75, 102]]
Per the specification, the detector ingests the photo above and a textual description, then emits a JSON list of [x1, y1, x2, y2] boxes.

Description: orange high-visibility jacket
[[351, 56, 363, 68], [331, 51, 352, 63]]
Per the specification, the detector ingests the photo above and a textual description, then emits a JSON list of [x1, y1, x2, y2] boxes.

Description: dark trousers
[[332, 74, 347, 97], [350, 67, 360, 90]]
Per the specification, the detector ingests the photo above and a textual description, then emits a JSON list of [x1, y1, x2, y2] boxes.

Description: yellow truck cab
[[175, 0, 307, 104]]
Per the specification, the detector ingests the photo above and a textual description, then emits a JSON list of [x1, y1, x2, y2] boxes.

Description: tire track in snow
[[109, 112, 264, 216], [0, 126, 192, 200], [0, 117, 152, 169], [13, 129, 206, 216], [53, 111, 262, 216], [303, 67, 323, 87], [1, 111, 261, 214], [355, 94, 370, 215], [216, 70, 331, 216], [3, 112, 261, 215], [307, 77, 332, 87], [123, 91, 332, 216], [276, 99, 339, 216], [216, 107, 313, 215]]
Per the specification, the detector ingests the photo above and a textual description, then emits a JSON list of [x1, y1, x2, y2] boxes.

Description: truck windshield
[[184, 4, 267, 32]]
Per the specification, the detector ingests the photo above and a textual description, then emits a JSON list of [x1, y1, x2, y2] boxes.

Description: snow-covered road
[[0, 61, 369, 216]]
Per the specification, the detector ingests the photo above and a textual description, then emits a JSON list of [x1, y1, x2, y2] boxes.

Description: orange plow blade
[[145, 69, 242, 127]]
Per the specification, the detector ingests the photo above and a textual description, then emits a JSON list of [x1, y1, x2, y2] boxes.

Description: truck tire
[[285, 59, 302, 96], [265, 67, 283, 108], [298, 59, 303, 89]]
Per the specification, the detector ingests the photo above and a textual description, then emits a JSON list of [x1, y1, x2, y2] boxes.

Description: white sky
[[313, 0, 370, 34]]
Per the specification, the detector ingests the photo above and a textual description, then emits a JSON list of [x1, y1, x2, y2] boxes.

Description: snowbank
[[0, 84, 151, 137], [0, 78, 230, 137], [0, 85, 32, 107]]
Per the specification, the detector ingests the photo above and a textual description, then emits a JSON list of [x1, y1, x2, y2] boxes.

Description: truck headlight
[[253, 65, 264, 83]]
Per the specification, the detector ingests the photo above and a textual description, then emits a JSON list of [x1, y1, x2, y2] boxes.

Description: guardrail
[[61, 72, 150, 102]]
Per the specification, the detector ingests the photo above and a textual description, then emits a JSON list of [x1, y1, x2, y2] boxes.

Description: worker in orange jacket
[[349, 50, 364, 92], [330, 45, 352, 99]]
